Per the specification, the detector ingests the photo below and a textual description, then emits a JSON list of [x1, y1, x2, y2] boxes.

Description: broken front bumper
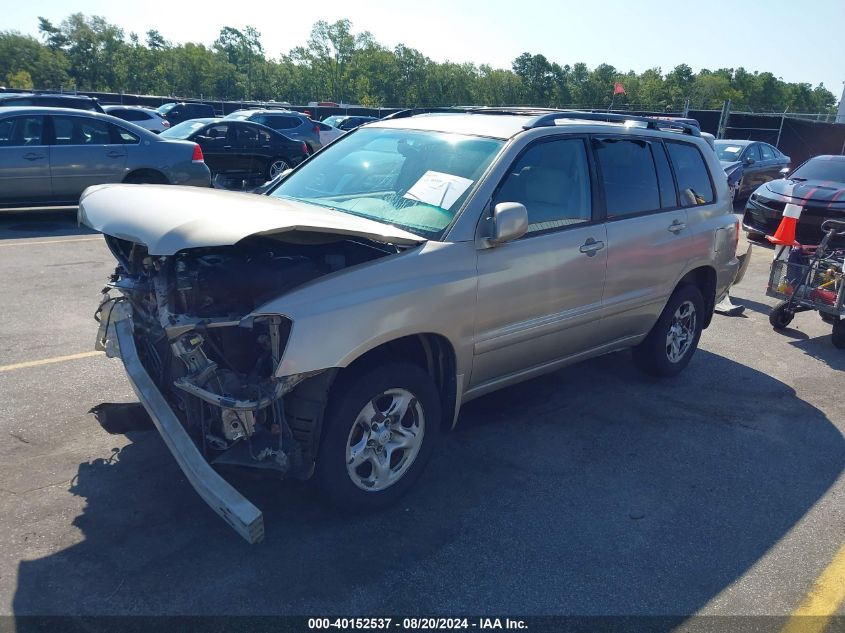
[[100, 301, 264, 544]]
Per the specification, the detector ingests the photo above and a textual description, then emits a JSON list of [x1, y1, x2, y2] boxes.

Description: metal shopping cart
[[766, 219, 845, 349]]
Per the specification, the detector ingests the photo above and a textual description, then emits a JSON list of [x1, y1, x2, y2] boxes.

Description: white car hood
[[78, 184, 426, 255]]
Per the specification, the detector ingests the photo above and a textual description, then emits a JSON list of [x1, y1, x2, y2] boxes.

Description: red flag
[[613, 82, 626, 95]]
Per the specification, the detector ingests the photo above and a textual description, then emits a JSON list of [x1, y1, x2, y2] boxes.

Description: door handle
[[668, 221, 687, 234], [579, 238, 605, 256], [106, 151, 126, 158], [23, 153, 45, 161]]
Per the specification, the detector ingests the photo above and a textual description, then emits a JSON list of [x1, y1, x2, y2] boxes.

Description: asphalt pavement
[[0, 208, 843, 626]]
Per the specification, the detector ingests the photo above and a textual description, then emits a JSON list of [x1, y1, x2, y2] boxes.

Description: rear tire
[[769, 301, 795, 330], [315, 362, 441, 512], [632, 284, 704, 378], [832, 319, 845, 349]]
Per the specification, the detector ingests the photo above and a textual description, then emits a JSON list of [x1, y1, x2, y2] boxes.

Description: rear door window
[[121, 110, 151, 122], [264, 116, 299, 130], [744, 144, 761, 162], [760, 144, 775, 161], [652, 141, 678, 208], [594, 137, 661, 217], [665, 141, 715, 206], [51, 116, 112, 145], [111, 125, 140, 144]]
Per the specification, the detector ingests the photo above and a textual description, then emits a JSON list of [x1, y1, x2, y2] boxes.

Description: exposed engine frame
[[97, 234, 391, 486]]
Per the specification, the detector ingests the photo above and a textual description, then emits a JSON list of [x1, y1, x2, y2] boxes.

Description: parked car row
[[743, 154, 845, 246], [0, 107, 210, 207], [0, 101, 375, 205], [160, 118, 309, 185], [714, 139, 790, 202]]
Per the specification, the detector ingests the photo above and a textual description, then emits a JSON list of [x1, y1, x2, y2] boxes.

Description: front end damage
[[95, 234, 396, 542]]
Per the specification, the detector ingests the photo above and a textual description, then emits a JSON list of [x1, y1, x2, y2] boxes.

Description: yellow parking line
[[781, 542, 845, 633], [0, 236, 101, 247], [0, 350, 104, 373]]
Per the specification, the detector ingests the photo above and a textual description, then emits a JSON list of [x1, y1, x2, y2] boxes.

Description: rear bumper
[[104, 302, 264, 543], [169, 162, 212, 188]]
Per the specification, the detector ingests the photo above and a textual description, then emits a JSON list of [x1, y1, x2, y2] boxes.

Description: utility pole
[[837, 81, 845, 124], [716, 99, 732, 139], [776, 106, 789, 148]]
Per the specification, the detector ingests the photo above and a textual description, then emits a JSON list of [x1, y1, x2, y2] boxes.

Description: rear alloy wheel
[[267, 158, 290, 181], [632, 284, 705, 377], [316, 362, 441, 511]]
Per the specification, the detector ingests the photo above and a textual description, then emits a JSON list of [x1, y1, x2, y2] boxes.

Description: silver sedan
[[0, 106, 210, 208]]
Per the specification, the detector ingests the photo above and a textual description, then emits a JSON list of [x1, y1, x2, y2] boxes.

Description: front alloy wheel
[[346, 389, 425, 491], [316, 362, 441, 511]]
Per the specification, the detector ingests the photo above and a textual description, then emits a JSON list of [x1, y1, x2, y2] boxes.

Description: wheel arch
[[283, 333, 458, 479], [336, 333, 458, 431], [123, 168, 169, 184], [677, 265, 717, 328]]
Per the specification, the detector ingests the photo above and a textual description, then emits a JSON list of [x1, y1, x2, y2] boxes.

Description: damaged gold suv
[[86, 109, 740, 542]]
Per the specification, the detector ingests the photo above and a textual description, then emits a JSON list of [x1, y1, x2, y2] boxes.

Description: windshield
[[269, 128, 503, 240], [156, 103, 175, 115], [790, 158, 845, 182], [714, 142, 745, 162], [323, 116, 344, 127], [159, 120, 207, 139], [224, 112, 251, 120]]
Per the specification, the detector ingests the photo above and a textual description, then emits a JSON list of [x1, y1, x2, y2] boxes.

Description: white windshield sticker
[[403, 171, 473, 210], [726, 146, 741, 152]]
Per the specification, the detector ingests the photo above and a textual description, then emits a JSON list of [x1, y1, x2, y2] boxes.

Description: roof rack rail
[[523, 110, 701, 136], [382, 107, 476, 120]]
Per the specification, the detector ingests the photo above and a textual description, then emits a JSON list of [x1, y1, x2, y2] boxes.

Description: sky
[[6, 0, 845, 102]]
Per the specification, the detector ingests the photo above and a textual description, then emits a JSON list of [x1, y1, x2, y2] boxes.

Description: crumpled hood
[[764, 178, 845, 207], [78, 184, 426, 255]]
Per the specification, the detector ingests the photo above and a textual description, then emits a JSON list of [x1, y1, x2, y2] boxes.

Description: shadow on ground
[[0, 209, 93, 240], [12, 349, 845, 621]]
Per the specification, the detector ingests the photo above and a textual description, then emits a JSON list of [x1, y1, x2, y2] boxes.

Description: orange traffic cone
[[767, 202, 802, 247]]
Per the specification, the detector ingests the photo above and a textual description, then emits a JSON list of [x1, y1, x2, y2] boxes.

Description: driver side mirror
[[744, 156, 755, 165], [487, 202, 528, 246], [779, 166, 790, 177]]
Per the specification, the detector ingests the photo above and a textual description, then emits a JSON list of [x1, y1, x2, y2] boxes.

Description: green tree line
[[0, 13, 838, 113]]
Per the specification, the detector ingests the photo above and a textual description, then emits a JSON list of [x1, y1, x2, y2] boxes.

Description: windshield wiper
[[790, 177, 808, 182]]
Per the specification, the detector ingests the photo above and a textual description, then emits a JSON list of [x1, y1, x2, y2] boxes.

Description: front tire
[[632, 284, 705, 377], [316, 362, 441, 512]]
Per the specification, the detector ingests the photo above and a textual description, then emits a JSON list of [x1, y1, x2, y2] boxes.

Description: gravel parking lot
[[0, 209, 843, 624]]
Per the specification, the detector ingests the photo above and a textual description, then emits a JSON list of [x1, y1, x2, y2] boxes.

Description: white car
[[316, 120, 344, 146], [102, 106, 170, 134]]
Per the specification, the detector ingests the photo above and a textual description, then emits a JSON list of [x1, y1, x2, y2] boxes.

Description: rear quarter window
[[665, 141, 715, 207]]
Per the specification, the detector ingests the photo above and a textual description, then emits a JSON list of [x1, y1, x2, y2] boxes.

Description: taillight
[[735, 218, 740, 247], [302, 142, 309, 155], [162, 120, 170, 128], [313, 124, 320, 133], [191, 144, 204, 163]]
